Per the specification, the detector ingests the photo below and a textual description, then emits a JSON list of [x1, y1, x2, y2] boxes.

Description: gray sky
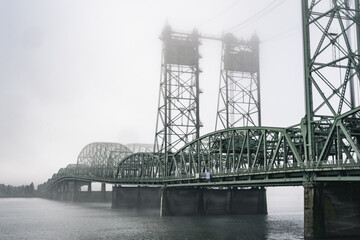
[[0, 0, 304, 186]]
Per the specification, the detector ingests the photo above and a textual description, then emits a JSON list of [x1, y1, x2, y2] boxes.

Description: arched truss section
[[167, 127, 305, 177], [77, 142, 132, 178], [168, 110, 360, 178], [126, 143, 154, 153], [116, 152, 163, 179], [57, 164, 78, 177], [51, 173, 58, 182], [65, 164, 77, 176], [57, 168, 65, 176]]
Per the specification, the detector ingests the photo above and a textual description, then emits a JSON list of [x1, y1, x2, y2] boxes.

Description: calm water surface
[[0, 197, 303, 240]]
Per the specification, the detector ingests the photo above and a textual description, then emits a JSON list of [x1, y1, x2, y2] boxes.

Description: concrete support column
[[112, 186, 118, 208], [257, 187, 268, 214], [60, 183, 65, 201], [160, 187, 166, 216], [304, 182, 360, 239], [71, 181, 80, 202], [112, 186, 161, 209], [101, 183, 106, 201], [160, 187, 204, 216], [87, 182, 92, 192], [63, 182, 71, 201]]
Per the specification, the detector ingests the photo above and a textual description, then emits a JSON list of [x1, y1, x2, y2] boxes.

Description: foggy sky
[[0, 0, 304, 186]]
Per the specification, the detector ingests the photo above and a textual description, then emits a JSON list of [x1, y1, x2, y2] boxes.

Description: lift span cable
[[198, 0, 242, 27], [260, 23, 300, 44], [227, 0, 287, 33]]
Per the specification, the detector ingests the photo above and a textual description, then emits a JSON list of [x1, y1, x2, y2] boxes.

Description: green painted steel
[[39, 0, 360, 193]]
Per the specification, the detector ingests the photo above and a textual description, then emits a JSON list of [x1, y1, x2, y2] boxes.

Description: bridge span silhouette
[[39, 1, 360, 239]]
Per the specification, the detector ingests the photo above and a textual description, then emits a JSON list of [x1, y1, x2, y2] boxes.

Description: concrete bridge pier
[[101, 183, 106, 200], [49, 183, 64, 200], [112, 186, 161, 209], [160, 187, 267, 216], [74, 182, 111, 202], [71, 181, 81, 202], [304, 182, 360, 239]]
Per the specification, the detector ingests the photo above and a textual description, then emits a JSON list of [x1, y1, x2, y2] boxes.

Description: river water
[[0, 188, 304, 240]]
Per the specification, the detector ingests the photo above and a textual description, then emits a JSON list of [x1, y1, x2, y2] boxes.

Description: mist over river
[[0, 189, 304, 240]]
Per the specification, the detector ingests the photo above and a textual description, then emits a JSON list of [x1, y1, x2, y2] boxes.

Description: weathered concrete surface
[[304, 182, 360, 239], [112, 186, 161, 209], [160, 187, 267, 216]]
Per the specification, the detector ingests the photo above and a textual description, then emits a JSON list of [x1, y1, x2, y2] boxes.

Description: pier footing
[[112, 186, 161, 209], [160, 187, 267, 216], [304, 182, 360, 239], [111, 186, 267, 216]]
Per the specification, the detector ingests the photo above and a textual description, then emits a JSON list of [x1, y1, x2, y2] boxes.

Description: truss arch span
[[116, 152, 163, 179], [77, 142, 132, 178], [168, 126, 306, 178]]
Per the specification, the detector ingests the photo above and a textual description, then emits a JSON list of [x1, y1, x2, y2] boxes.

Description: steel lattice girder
[[116, 152, 163, 179], [302, 0, 360, 164], [154, 26, 201, 155], [303, 0, 360, 117], [115, 107, 360, 181], [216, 33, 261, 130], [77, 142, 132, 178]]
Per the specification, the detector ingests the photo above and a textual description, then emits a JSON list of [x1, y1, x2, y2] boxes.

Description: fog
[[0, 0, 303, 198]]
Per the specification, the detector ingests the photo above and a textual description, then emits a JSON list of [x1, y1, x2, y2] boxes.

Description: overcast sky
[[0, 0, 304, 186]]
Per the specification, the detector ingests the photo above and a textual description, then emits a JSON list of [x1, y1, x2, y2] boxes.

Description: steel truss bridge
[[39, 106, 360, 191], [39, 0, 360, 192]]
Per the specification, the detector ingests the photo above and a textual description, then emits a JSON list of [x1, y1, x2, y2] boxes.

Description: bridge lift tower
[[302, 0, 360, 166], [215, 33, 261, 129], [154, 25, 202, 155]]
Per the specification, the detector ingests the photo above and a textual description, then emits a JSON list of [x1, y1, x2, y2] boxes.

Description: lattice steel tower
[[154, 25, 201, 154], [215, 33, 261, 130], [302, 0, 360, 165]]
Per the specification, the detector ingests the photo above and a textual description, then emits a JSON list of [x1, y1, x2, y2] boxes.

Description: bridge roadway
[[43, 164, 360, 190]]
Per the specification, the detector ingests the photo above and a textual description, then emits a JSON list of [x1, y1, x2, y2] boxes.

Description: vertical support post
[[301, 0, 315, 166], [304, 183, 328, 239], [111, 185, 117, 208], [101, 182, 106, 201], [253, 35, 261, 126], [258, 187, 268, 214], [353, 0, 360, 109], [304, 184, 315, 239], [72, 181, 80, 202], [60, 183, 65, 201]]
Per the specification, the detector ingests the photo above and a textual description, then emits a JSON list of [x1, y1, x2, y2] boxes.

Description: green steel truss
[[116, 152, 162, 179], [302, 0, 360, 163]]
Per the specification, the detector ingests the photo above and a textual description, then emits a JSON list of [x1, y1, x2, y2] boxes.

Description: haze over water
[[0, 187, 304, 240]]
